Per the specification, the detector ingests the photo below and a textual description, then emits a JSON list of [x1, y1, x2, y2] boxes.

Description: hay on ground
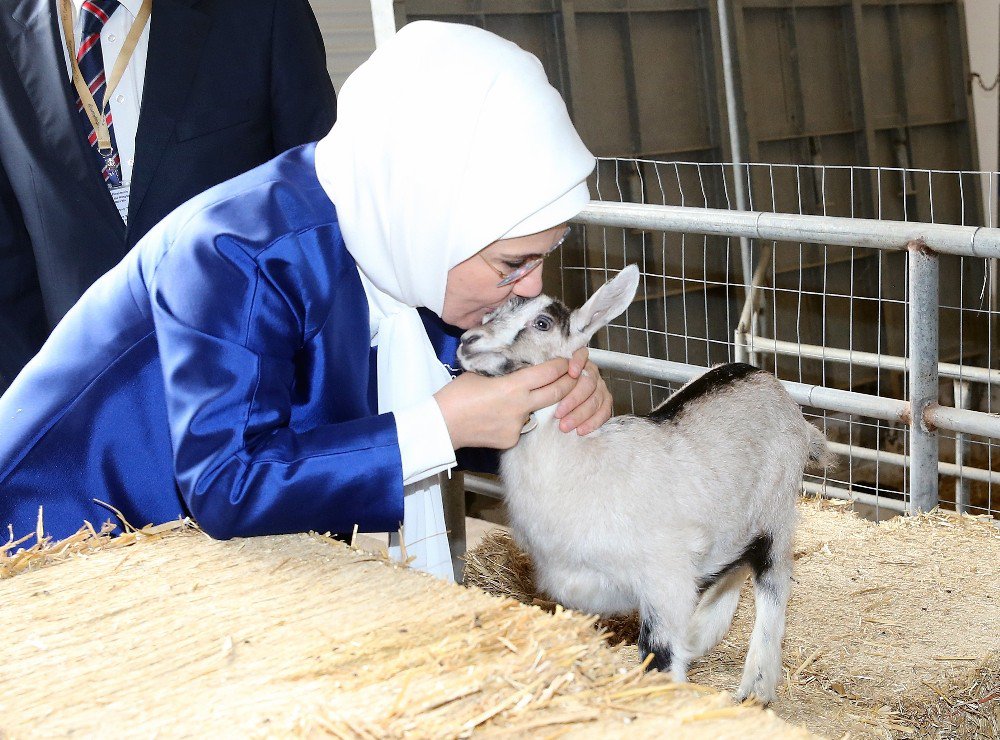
[[464, 499, 1000, 739], [0, 522, 812, 738]]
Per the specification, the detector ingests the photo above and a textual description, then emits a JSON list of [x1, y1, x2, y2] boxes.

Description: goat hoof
[[734, 687, 776, 707], [641, 650, 673, 674], [645, 655, 669, 673]]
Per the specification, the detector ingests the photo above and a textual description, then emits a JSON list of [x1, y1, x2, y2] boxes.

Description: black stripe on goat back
[[697, 533, 773, 595], [646, 362, 762, 424]]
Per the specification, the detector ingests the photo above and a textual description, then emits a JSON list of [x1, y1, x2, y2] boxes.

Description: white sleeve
[[394, 397, 457, 485]]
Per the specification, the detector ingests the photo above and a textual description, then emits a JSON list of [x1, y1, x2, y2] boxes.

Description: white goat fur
[[457, 265, 830, 704]]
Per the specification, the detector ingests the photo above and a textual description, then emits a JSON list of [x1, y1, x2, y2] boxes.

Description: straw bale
[[1, 513, 190, 579], [464, 499, 1000, 739], [0, 523, 812, 738]]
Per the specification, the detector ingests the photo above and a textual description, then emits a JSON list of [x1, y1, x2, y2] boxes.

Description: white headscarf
[[314, 21, 595, 579]]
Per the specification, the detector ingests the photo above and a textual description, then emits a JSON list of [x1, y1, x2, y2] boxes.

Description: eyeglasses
[[480, 227, 571, 288]]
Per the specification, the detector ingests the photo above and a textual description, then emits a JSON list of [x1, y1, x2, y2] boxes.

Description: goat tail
[[805, 424, 838, 472]]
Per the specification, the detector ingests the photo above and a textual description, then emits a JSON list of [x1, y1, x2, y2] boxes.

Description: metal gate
[[557, 158, 1000, 520]]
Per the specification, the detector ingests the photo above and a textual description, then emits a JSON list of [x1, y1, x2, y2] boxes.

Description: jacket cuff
[[394, 397, 457, 485]]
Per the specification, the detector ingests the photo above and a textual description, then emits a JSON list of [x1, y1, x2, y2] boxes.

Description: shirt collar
[[71, 0, 144, 22]]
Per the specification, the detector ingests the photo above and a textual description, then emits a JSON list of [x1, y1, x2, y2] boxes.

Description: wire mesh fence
[[554, 159, 1000, 520]]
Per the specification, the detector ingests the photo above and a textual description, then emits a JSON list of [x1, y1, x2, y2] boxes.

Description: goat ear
[[570, 265, 640, 341]]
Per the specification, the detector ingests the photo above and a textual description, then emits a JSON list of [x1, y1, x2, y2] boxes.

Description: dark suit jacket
[[0, 0, 337, 388]]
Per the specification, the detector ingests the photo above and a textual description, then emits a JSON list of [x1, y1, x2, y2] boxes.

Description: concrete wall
[[310, 0, 376, 93], [965, 1, 999, 221], [313, 2, 998, 221]]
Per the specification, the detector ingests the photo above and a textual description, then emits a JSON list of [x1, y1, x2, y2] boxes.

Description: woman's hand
[[434, 358, 576, 450], [555, 347, 612, 435]]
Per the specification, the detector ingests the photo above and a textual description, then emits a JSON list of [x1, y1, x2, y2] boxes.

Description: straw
[[464, 498, 1000, 739], [0, 520, 810, 738]]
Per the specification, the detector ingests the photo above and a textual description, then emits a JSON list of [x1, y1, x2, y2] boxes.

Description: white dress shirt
[[59, 0, 150, 185], [359, 271, 458, 486], [395, 397, 457, 486]]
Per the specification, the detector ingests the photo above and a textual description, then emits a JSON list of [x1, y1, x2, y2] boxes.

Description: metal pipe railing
[[588, 345, 1000, 503], [824, 440, 1000, 485], [745, 336, 1000, 385], [801, 480, 907, 514], [576, 202, 1000, 258], [592, 342, 1000, 438], [589, 351, 910, 423], [926, 404, 1000, 438], [589, 347, 991, 447], [570, 202, 1000, 515]]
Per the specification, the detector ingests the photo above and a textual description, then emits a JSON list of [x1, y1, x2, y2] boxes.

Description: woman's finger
[[575, 387, 613, 435], [527, 371, 576, 410], [568, 346, 590, 378], [562, 363, 613, 434], [509, 357, 570, 391], [554, 362, 599, 420]]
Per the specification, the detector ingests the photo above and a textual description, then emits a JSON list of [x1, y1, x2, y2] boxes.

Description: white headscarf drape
[[314, 21, 595, 580]]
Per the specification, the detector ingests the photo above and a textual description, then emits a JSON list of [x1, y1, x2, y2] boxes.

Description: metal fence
[[547, 159, 1000, 521]]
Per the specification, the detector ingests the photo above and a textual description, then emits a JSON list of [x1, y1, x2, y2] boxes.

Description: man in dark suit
[[0, 0, 337, 389]]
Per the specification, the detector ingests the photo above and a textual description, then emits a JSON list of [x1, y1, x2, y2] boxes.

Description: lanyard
[[58, 0, 151, 167]]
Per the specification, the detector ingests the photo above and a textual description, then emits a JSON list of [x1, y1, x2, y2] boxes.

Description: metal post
[[907, 240, 940, 514], [733, 242, 773, 366], [370, 0, 396, 48], [441, 470, 467, 583], [953, 379, 972, 514], [733, 327, 748, 364], [716, 0, 755, 315]]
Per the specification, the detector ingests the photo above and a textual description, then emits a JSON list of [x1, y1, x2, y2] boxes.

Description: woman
[[0, 22, 609, 579]]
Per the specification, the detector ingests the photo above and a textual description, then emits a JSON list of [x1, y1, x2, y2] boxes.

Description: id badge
[[109, 182, 130, 224]]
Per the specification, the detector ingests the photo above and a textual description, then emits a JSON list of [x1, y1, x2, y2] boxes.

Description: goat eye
[[533, 316, 553, 331]]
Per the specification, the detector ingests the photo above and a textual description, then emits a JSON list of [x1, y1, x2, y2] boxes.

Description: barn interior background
[[310, 0, 1000, 524], [3, 4, 998, 738]]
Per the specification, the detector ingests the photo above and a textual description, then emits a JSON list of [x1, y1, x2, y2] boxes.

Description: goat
[[457, 265, 831, 704]]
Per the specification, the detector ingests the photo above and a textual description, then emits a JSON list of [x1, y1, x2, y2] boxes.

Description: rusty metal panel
[[481, 14, 565, 87], [795, 7, 854, 135], [897, 3, 962, 124], [629, 11, 717, 155], [739, 7, 801, 141], [398, 1, 726, 161], [397, 1, 978, 179], [859, 5, 903, 129], [574, 13, 637, 154], [732, 0, 979, 223]]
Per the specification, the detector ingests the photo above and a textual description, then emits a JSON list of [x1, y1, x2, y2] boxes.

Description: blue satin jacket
[[0, 143, 461, 543]]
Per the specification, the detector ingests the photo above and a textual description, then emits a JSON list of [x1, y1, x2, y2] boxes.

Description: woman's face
[[441, 225, 567, 329]]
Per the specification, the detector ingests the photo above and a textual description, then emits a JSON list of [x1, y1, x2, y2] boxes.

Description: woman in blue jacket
[[0, 22, 608, 579]]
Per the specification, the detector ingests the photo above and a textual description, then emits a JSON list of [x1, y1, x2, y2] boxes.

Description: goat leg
[[638, 581, 698, 684], [735, 540, 792, 705]]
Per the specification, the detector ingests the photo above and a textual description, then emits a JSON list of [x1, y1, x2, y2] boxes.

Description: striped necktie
[[73, 0, 122, 186]]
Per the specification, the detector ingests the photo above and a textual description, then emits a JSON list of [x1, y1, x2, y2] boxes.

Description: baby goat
[[457, 265, 830, 704]]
